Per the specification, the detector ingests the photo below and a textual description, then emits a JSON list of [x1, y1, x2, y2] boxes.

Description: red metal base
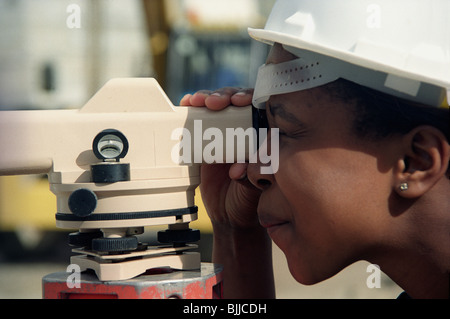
[[42, 263, 223, 299]]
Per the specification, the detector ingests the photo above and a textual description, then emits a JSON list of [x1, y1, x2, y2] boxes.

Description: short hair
[[326, 79, 450, 143], [325, 79, 449, 177]]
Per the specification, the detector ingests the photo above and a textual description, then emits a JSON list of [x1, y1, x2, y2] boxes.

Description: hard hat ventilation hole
[[274, 61, 321, 77], [274, 74, 324, 89], [253, 57, 341, 108]]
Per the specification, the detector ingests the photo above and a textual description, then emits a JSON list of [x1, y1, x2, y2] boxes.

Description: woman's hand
[[180, 87, 261, 229], [180, 87, 274, 299], [180, 87, 254, 111]]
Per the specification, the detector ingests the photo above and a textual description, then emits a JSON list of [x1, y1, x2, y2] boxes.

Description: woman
[[181, 1, 450, 299]]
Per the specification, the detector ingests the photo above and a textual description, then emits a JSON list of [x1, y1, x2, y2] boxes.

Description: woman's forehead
[[263, 44, 351, 113]]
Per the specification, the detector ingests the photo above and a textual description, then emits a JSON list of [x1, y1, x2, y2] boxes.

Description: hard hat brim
[[248, 27, 450, 96]]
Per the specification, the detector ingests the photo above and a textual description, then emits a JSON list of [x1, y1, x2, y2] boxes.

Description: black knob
[[91, 162, 130, 183], [68, 230, 103, 247], [157, 228, 200, 245], [68, 188, 97, 217], [92, 236, 138, 252]]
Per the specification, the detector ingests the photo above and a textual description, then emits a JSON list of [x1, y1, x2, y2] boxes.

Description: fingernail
[[234, 91, 246, 96], [194, 91, 211, 97], [211, 92, 222, 97], [238, 171, 247, 180]]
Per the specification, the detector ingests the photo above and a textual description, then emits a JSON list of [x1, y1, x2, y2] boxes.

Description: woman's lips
[[257, 202, 289, 236], [259, 216, 289, 235], [260, 221, 288, 228]]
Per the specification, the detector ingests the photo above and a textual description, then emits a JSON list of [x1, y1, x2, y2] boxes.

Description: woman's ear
[[393, 126, 450, 198]]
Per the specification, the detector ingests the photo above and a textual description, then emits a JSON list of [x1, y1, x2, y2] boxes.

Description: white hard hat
[[249, 0, 450, 108]]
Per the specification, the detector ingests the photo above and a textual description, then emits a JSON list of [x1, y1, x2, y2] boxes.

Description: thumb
[[229, 163, 248, 180], [229, 163, 259, 192]]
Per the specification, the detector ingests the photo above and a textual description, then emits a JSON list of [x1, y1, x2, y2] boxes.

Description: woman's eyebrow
[[268, 103, 305, 127]]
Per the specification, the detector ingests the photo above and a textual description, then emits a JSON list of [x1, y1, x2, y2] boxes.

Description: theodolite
[[0, 78, 255, 298]]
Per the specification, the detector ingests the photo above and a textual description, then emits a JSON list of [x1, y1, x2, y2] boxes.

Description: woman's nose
[[247, 161, 274, 191], [247, 126, 278, 190]]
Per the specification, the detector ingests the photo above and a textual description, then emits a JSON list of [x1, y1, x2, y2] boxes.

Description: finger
[[180, 92, 210, 107], [229, 162, 248, 180], [205, 87, 241, 111], [229, 163, 262, 208], [230, 88, 254, 107], [180, 94, 193, 106], [189, 90, 213, 107], [228, 162, 257, 189]]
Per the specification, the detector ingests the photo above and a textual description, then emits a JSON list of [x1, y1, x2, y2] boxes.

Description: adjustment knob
[[92, 236, 139, 252], [157, 228, 200, 245], [68, 230, 103, 247], [91, 162, 130, 183], [68, 188, 97, 217]]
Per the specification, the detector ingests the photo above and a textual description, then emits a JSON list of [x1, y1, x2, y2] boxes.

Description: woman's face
[[248, 45, 397, 284]]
